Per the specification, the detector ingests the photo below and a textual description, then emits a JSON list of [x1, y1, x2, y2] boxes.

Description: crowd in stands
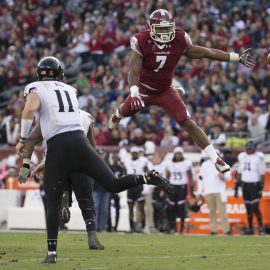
[[1, 0, 270, 148]]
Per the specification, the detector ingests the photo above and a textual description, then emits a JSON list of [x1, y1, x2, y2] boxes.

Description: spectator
[[208, 124, 226, 146]]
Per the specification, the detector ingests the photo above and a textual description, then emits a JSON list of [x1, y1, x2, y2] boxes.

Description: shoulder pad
[[256, 152, 264, 159], [238, 152, 246, 161], [24, 82, 41, 97]]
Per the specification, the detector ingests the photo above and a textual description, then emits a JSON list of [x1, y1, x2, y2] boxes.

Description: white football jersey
[[164, 159, 192, 185], [79, 110, 94, 135], [24, 81, 83, 141], [237, 152, 266, 183], [123, 156, 148, 175]]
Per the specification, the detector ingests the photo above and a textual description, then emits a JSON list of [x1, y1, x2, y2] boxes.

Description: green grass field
[[0, 232, 269, 270]]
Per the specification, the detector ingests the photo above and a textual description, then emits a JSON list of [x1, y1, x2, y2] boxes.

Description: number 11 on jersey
[[154, 55, 167, 72]]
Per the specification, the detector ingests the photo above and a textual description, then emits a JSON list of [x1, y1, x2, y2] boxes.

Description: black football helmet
[[246, 139, 257, 154], [37, 56, 64, 81]]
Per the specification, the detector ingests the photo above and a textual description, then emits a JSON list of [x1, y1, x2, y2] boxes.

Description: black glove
[[18, 158, 31, 184]]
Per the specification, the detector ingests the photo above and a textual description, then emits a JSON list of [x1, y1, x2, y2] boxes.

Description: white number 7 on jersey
[[154, 55, 167, 72]]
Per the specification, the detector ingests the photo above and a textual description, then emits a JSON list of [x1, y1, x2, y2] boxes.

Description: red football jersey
[[130, 28, 192, 92]]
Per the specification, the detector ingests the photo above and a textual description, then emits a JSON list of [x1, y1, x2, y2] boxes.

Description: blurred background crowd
[[1, 0, 270, 148]]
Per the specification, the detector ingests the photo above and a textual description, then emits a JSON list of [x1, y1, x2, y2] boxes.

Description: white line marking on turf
[[115, 252, 270, 260]]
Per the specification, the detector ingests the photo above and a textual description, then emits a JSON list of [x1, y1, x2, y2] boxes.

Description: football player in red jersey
[[109, 9, 256, 174]]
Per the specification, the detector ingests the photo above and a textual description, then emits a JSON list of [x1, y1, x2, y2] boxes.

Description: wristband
[[130, 85, 139, 96], [20, 119, 33, 140], [22, 158, 31, 169], [19, 136, 28, 144], [229, 53, 240, 62]]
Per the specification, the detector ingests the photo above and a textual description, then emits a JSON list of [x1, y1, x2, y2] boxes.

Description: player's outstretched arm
[[184, 45, 256, 68]]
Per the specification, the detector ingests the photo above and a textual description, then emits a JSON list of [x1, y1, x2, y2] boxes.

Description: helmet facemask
[[149, 21, 175, 43]]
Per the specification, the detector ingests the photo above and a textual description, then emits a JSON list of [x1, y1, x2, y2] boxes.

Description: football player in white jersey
[[15, 56, 174, 263], [122, 146, 148, 232], [18, 109, 104, 250], [164, 147, 194, 233], [234, 140, 266, 235], [149, 153, 169, 232]]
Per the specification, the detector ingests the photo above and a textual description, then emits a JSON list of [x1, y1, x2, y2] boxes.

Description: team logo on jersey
[[154, 51, 171, 55]]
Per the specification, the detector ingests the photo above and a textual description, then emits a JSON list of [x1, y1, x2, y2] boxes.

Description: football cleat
[[42, 253, 57, 264], [144, 170, 174, 194], [88, 231, 105, 250], [242, 228, 254, 235], [215, 158, 230, 174], [60, 191, 70, 224], [109, 113, 121, 129], [259, 226, 266, 236]]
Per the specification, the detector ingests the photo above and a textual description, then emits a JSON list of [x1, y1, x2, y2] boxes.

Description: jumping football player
[[16, 56, 174, 263], [109, 9, 256, 174]]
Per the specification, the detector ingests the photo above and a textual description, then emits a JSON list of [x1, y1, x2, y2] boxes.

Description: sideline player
[[109, 9, 256, 174], [122, 146, 148, 232], [235, 140, 266, 235], [16, 56, 174, 263], [18, 109, 104, 250], [164, 147, 193, 233]]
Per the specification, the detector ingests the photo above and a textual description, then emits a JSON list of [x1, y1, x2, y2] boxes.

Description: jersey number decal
[[154, 56, 167, 72], [54, 90, 74, 112], [173, 172, 182, 180], [244, 162, 251, 171]]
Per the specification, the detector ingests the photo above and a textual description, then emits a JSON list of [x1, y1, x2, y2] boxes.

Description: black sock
[[86, 219, 96, 231], [47, 239, 57, 252], [245, 204, 253, 228], [129, 219, 134, 231], [252, 203, 263, 227]]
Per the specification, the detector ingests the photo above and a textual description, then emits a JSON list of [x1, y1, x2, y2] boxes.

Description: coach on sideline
[[197, 151, 231, 235]]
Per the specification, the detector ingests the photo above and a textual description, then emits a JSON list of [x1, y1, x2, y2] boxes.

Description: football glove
[[239, 48, 256, 68], [130, 85, 145, 111], [189, 199, 204, 213], [18, 158, 31, 184]]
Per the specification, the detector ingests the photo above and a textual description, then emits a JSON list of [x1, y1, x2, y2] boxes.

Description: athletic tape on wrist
[[229, 53, 240, 62]]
